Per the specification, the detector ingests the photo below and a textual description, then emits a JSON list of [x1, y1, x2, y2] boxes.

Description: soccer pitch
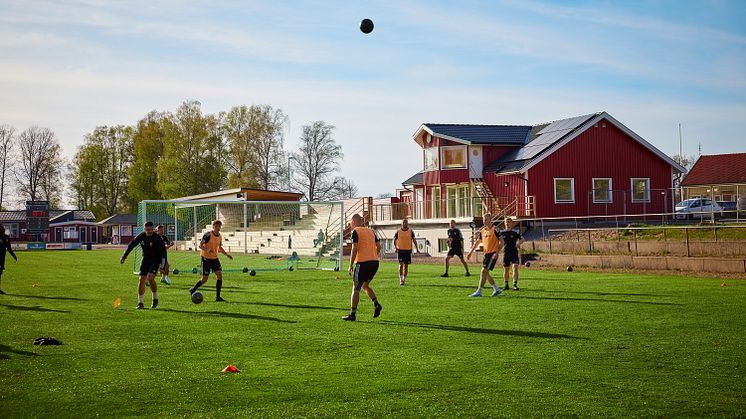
[[1, 250, 744, 417]]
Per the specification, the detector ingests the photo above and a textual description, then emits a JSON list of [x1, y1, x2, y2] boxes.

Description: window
[[631, 178, 650, 202], [432, 186, 442, 218], [381, 239, 394, 253], [63, 229, 79, 240], [121, 225, 132, 236], [438, 238, 449, 253], [447, 185, 470, 217], [424, 147, 438, 171], [593, 178, 612, 203], [440, 146, 467, 169], [8, 223, 19, 238], [554, 178, 575, 203]]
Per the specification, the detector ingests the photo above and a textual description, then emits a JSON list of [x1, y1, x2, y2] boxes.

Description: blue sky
[[1, 0, 745, 196]]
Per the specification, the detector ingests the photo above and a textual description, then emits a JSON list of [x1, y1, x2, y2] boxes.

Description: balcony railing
[[371, 196, 535, 222]]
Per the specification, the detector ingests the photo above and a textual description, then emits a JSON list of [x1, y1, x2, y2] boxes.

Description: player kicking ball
[[499, 217, 524, 291], [156, 225, 174, 285], [120, 221, 166, 309], [465, 213, 502, 297], [343, 214, 382, 321], [0, 223, 18, 295], [394, 218, 419, 285], [190, 220, 233, 302]]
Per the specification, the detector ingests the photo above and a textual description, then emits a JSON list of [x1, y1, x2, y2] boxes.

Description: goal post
[[133, 199, 344, 275]]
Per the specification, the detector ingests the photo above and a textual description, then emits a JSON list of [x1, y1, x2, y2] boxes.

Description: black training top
[[0, 233, 17, 261], [498, 229, 522, 252], [161, 235, 172, 246], [122, 232, 166, 261], [447, 228, 463, 249]]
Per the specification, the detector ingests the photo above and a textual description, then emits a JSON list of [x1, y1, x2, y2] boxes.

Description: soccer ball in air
[[191, 292, 204, 304], [360, 18, 374, 34]]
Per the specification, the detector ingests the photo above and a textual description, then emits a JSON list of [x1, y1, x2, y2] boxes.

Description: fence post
[[663, 227, 667, 256], [541, 219, 546, 241], [633, 230, 638, 256], [714, 225, 718, 242], [685, 228, 690, 257], [548, 235, 553, 255], [588, 230, 592, 254]]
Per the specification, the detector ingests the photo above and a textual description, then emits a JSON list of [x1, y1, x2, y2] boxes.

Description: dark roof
[[98, 214, 138, 225], [681, 153, 746, 186], [0, 211, 26, 222], [49, 210, 97, 222], [485, 113, 597, 173], [402, 171, 423, 186], [423, 124, 531, 145]]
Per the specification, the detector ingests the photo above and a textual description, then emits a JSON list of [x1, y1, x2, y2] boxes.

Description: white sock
[[475, 287, 482, 293], [138, 294, 144, 304], [492, 284, 499, 291], [165, 275, 170, 281], [152, 292, 158, 300]]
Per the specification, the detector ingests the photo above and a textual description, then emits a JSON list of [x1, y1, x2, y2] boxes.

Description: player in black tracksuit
[[120, 221, 166, 309], [498, 217, 524, 291], [441, 220, 470, 277], [0, 223, 18, 295]]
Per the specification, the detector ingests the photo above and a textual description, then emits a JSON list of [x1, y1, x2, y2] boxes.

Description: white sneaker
[[469, 291, 482, 297], [491, 288, 502, 297]]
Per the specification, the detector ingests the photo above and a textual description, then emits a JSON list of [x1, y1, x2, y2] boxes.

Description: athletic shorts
[[503, 250, 520, 267], [482, 253, 497, 271], [201, 257, 222, 275], [353, 261, 379, 291], [139, 258, 163, 276], [397, 250, 412, 264], [447, 247, 464, 258]]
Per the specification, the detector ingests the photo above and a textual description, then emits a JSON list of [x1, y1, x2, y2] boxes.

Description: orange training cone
[[721, 283, 728, 287], [113, 297, 122, 309], [222, 365, 240, 373]]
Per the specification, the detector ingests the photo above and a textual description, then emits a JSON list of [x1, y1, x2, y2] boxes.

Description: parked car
[[717, 201, 737, 215], [674, 198, 722, 219]]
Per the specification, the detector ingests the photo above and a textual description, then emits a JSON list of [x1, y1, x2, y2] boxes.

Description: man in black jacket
[[120, 221, 166, 309], [0, 223, 18, 295]]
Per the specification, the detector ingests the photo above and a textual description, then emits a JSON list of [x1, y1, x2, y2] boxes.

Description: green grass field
[[1, 250, 744, 417]]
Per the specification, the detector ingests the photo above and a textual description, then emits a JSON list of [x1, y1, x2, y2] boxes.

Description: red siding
[[485, 172, 526, 198], [527, 119, 673, 218], [482, 146, 515, 167], [439, 169, 469, 184], [423, 170, 440, 185]]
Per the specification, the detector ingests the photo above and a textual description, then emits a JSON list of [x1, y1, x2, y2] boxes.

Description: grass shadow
[[528, 289, 670, 298], [11, 294, 88, 301], [159, 308, 296, 323], [0, 344, 39, 360], [515, 295, 681, 306], [417, 284, 477, 290], [0, 303, 70, 313], [246, 301, 345, 311], [378, 320, 585, 339]]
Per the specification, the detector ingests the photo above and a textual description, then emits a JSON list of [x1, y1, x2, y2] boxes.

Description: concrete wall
[[531, 240, 746, 258], [535, 254, 746, 274]]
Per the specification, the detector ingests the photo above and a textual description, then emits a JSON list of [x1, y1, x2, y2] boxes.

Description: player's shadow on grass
[[528, 289, 670, 298], [515, 295, 681, 306], [379, 320, 584, 339], [0, 303, 70, 313], [0, 344, 39, 360], [160, 308, 296, 323], [417, 284, 476, 290], [11, 294, 88, 301], [247, 301, 346, 311]]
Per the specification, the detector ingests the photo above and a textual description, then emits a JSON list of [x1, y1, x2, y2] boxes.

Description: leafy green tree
[[128, 111, 166, 206], [157, 101, 227, 198]]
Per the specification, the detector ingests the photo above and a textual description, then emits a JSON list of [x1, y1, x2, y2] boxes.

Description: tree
[[68, 126, 133, 217], [223, 105, 287, 190], [157, 101, 227, 198], [291, 121, 343, 201], [376, 192, 393, 198], [333, 178, 358, 199], [672, 153, 698, 189], [0, 125, 15, 209], [128, 111, 166, 205], [15, 126, 63, 204]]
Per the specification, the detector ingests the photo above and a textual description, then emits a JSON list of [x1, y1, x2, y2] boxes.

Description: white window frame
[[630, 178, 651, 203], [440, 145, 467, 169], [554, 178, 575, 203], [592, 178, 613, 203], [423, 147, 439, 171]]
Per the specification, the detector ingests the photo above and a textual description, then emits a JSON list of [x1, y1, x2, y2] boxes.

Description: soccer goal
[[132, 200, 344, 275]]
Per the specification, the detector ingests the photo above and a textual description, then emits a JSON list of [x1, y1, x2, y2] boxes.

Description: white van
[[674, 198, 722, 219]]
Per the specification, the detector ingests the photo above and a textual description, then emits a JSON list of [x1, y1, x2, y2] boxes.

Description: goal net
[[132, 200, 344, 275]]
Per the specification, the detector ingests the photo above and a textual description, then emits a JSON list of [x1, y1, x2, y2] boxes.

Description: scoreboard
[[26, 201, 50, 233]]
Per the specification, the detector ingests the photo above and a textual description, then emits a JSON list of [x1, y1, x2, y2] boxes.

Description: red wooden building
[[393, 112, 686, 220]]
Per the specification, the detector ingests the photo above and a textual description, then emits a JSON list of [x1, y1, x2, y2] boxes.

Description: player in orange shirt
[[394, 218, 419, 285], [343, 214, 382, 321], [465, 213, 503, 297], [189, 220, 233, 302]]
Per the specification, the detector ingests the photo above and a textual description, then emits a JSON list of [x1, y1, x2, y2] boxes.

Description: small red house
[[680, 153, 746, 205], [395, 112, 686, 220], [98, 214, 138, 244], [48, 210, 103, 243]]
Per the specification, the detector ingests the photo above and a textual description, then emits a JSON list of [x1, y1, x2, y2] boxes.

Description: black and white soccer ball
[[191, 291, 204, 304]]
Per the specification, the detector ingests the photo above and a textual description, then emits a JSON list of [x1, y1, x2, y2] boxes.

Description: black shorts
[[482, 253, 497, 271], [397, 250, 412, 264], [503, 250, 520, 267], [139, 258, 163, 276], [353, 261, 379, 291], [201, 257, 222, 275], [447, 247, 464, 258]]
